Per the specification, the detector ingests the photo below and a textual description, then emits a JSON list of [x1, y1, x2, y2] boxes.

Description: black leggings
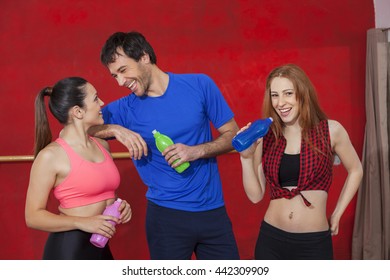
[[255, 221, 333, 260], [43, 230, 114, 260]]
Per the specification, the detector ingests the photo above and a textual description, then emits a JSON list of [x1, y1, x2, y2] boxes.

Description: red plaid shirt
[[262, 120, 333, 206]]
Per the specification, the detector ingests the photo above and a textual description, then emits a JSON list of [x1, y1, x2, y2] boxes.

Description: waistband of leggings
[[260, 220, 331, 241]]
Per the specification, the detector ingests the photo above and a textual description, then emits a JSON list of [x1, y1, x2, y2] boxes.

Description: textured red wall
[[0, 0, 374, 259]]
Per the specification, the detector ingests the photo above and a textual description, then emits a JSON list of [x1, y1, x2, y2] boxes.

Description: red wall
[[0, 0, 374, 259]]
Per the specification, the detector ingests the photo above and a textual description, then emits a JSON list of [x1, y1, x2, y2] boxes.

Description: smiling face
[[270, 77, 300, 126], [107, 48, 152, 97], [81, 82, 104, 127]]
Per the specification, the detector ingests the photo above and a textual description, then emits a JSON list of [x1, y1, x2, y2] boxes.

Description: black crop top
[[279, 153, 300, 187]]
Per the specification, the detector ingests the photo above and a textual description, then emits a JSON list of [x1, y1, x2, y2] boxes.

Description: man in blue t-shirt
[[90, 31, 240, 260]]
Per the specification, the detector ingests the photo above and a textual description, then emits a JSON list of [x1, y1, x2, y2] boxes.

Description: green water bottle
[[152, 129, 190, 173]]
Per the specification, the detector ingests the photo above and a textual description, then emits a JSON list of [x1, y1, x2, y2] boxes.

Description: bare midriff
[[265, 187, 329, 233], [59, 198, 116, 217]]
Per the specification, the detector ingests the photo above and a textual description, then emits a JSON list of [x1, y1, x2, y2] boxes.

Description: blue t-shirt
[[102, 72, 234, 211]]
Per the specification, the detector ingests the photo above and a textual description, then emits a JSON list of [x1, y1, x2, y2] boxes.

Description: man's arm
[[162, 118, 239, 168], [88, 124, 148, 160], [198, 118, 239, 157]]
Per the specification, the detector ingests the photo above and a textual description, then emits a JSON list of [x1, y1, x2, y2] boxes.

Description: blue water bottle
[[232, 117, 273, 152]]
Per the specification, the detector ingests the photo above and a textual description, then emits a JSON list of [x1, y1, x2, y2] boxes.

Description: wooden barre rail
[[0, 150, 236, 162], [0, 152, 132, 162]]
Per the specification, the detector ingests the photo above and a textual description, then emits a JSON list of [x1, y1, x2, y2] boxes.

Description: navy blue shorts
[[146, 201, 239, 260], [255, 220, 333, 260]]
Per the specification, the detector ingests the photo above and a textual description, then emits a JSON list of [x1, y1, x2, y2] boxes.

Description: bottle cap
[[152, 129, 157, 135]]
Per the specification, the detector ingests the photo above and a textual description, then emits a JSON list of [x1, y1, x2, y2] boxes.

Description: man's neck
[[146, 66, 169, 97]]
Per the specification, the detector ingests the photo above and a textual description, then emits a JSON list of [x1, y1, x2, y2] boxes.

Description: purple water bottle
[[232, 117, 273, 152], [90, 198, 122, 248]]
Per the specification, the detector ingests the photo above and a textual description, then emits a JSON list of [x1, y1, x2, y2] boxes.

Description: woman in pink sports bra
[[25, 77, 132, 259], [237, 64, 363, 259]]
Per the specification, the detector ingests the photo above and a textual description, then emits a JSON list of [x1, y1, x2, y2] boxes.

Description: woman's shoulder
[[327, 119, 344, 134], [327, 119, 350, 146], [32, 141, 68, 173], [35, 141, 64, 161]]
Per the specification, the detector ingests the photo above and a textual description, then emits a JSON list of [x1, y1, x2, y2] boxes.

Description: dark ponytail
[[34, 87, 52, 157], [34, 77, 88, 157]]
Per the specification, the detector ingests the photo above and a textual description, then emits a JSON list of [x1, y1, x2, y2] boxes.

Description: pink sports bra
[[53, 137, 120, 208]]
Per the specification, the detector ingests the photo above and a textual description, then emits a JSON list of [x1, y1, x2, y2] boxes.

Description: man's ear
[[141, 52, 150, 63], [70, 106, 84, 120]]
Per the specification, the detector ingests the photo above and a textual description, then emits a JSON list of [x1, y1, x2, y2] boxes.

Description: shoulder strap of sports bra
[[88, 136, 111, 159], [55, 137, 74, 154]]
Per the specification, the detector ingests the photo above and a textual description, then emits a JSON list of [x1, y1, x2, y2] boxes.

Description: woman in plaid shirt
[[237, 64, 363, 260]]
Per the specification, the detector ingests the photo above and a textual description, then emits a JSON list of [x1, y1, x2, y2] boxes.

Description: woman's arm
[[238, 123, 267, 203], [328, 120, 363, 235]]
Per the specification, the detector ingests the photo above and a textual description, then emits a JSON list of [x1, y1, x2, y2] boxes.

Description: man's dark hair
[[100, 31, 157, 65]]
